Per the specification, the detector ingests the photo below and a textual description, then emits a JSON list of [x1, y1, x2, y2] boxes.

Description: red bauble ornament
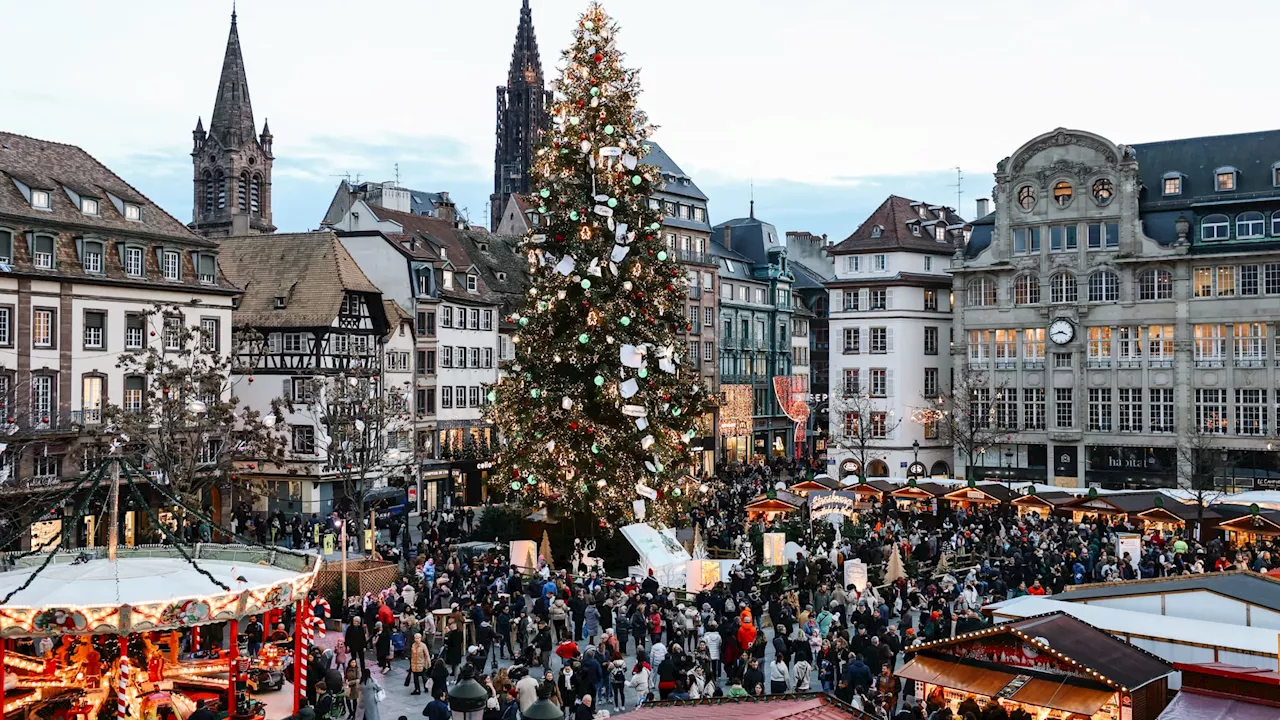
[[248, 463, 257, 470], [570, 422, 578, 431], [593, 53, 603, 63]]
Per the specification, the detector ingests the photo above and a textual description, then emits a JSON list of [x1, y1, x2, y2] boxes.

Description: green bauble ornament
[[540, 188, 550, 198], [632, 175, 642, 185], [519, 317, 529, 326], [510, 481, 522, 490], [537, 301, 547, 311], [607, 198, 617, 208], [604, 125, 614, 135], [584, 19, 594, 29], [581, 279, 591, 289], [590, 87, 600, 97], [591, 443, 600, 454], [594, 375, 605, 386], [530, 389, 541, 398], [619, 316, 631, 326], [657, 251, 668, 261], [487, 391, 496, 402], [570, 210, 580, 221], [648, 223, 661, 230], [672, 488, 682, 497], [578, 333, 590, 344], [673, 408, 681, 416], [527, 476, 537, 485], [539, 206, 547, 213], [638, 368, 648, 378]]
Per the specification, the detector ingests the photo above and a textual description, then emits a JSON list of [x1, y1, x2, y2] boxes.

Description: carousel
[[0, 458, 322, 720]]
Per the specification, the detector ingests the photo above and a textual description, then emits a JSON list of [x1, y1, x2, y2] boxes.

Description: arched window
[[929, 460, 950, 477], [966, 277, 997, 307], [1088, 270, 1119, 302], [1053, 181, 1073, 207], [867, 459, 890, 478], [1014, 274, 1040, 305], [250, 174, 262, 216], [237, 171, 248, 211], [202, 170, 213, 214], [1017, 185, 1035, 211], [1092, 178, 1114, 205], [1237, 211, 1265, 239], [1049, 273, 1077, 304], [1138, 269, 1172, 301], [214, 171, 227, 210], [1272, 211, 1280, 237], [1201, 214, 1230, 241]]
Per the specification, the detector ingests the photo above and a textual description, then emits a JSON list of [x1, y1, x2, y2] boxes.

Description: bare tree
[[1177, 414, 1232, 541], [288, 374, 409, 553], [831, 391, 902, 480], [104, 305, 288, 514], [914, 365, 1011, 482]]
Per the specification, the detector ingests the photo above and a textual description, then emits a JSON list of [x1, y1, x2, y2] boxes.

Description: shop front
[[897, 611, 1172, 720], [1086, 446, 1178, 490], [744, 490, 802, 523], [419, 463, 451, 513], [969, 444, 1050, 485]]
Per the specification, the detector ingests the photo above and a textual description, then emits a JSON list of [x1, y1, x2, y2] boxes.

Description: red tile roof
[[828, 195, 965, 256]]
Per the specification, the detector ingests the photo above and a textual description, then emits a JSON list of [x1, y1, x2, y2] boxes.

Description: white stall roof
[[986, 597, 1276, 655]]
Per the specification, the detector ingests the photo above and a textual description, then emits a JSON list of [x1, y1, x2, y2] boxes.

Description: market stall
[[787, 474, 838, 498], [842, 479, 899, 509], [1062, 490, 1137, 523], [1156, 663, 1280, 720], [898, 611, 1173, 719], [889, 480, 949, 516], [744, 490, 803, 523], [942, 481, 1015, 511], [1011, 489, 1075, 519], [1216, 506, 1280, 545], [0, 546, 320, 720]]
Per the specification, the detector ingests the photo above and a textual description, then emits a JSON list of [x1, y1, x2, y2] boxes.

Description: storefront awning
[[1007, 678, 1114, 717], [896, 655, 1016, 698]]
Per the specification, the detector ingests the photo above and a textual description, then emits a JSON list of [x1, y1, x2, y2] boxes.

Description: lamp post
[[522, 686, 562, 720], [1004, 449, 1015, 493], [448, 665, 488, 720]]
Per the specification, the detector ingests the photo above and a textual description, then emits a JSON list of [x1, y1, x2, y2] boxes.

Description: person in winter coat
[[358, 667, 382, 720], [628, 660, 652, 704], [408, 634, 430, 694], [607, 657, 627, 709], [583, 604, 601, 645], [792, 657, 812, 692], [736, 617, 757, 656], [444, 623, 463, 676], [550, 599, 570, 642], [344, 617, 368, 668], [769, 653, 789, 695], [703, 623, 723, 679], [428, 658, 450, 701], [374, 622, 392, 673]]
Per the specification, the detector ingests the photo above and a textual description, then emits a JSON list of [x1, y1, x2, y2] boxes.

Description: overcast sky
[[3, 0, 1278, 239]]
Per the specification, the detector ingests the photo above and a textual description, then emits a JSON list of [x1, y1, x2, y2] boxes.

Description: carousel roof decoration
[[904, 611, 1173, 693]]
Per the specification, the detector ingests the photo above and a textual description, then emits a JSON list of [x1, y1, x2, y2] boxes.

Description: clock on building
[[1049, 318, 1075, 345]]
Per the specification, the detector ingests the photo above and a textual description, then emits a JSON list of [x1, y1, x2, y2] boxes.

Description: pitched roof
[[646, 141, 710, 202], [365, 205, 505, 305], [0, 130, 210, 243], [1133, 128, 1280, 209], [790, 259, 833, 289], [829, 195, 967, 256], [630, 694, 873, 720], [1049, 570, 1280, 613], [208, 11, 259, 149], [219, 231, 381, 328]]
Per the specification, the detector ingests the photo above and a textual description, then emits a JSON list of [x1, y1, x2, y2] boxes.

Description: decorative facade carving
[[1011, 131, 1118, 174]]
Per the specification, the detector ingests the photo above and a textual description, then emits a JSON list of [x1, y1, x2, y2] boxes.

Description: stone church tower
[[190, 10, 275, 238], [491, 0, 552, 228]]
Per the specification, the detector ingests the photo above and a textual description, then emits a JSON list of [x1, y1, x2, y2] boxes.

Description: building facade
[[190, 11, 275, 238], [646, 142, 720, 473], [713, 209, 796, 462], [0, 130, 238, 545], [786, 230, 835, 459], [827, 196, 965, 480], [956, 127, 1280, 491], [491, 0, 552, 228]]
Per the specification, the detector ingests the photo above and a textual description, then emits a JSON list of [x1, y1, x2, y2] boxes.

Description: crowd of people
[[281, 458, 1279, 720]]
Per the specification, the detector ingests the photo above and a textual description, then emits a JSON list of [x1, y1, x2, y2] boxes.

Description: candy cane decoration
[[117, 656, 129, 720], [309, 598, 329, 638], [192, 626, 201, 654]]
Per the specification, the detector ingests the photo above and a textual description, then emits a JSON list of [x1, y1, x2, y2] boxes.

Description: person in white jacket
[[628, 661, 653, 706], [792, 659, 812, 692]]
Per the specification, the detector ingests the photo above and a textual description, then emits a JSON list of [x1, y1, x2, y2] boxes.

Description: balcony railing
[[674, 249, 716, 266], [688, 286, 701, 299]]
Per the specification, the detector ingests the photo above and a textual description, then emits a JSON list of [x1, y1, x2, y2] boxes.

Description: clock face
[[1049, 319, 1075, 345]]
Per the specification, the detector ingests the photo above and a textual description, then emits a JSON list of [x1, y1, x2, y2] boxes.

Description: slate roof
[[645, 141, 709, 202], [709, 237, 763, 284], [0, 130, 211, 243], [366, 205, 506, 306], [963, 212, 996, 258], [712, 216, 786, 267], [1049, 570, 1280, 613], [1133, 129, 1280, 209], [790, 259, 834, 289], [207, 12, 259, 149], [829, 195, 965, 256], [220, 231, 381, 328]]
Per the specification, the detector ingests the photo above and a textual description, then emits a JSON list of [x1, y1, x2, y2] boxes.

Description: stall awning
[[895, 656, 1016, 698], [1008, 678, 1115, 717]]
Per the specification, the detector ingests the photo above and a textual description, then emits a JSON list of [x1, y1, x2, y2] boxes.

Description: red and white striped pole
[[227, 619, 239, 716], [293, 600, 304, 714], [117, 637, 129, 720]]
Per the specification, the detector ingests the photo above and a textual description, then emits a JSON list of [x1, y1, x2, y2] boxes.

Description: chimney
[[723, 225, 732, 252], [975, 198, 990, 217]]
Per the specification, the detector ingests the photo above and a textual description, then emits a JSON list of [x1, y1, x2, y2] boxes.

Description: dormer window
[[197, 253, 217, 285], [124, 246, 144, 277], [162, 250, 181, 281], [1215, 167, 1238, 191], [910, 223, 921, 237], [443, 271, 454, 290], [477, 242, 489, 253], [81, 198, 99, 216], [82, 241, 104, 274], [917, 206, 926, 219], [274, 296, 287, 309], [934, 226, 946, 242], [31, 190, 50, 210], [1272, 162, 1280, 187], [870, 225, 882, 238], [124, 203, 141, 221], [0, 230, 12, 264], [496, 271, 508, 282], [1162, 172, 1183, 196], [32, 235, 55, 269], [466, 273, 478, 292]]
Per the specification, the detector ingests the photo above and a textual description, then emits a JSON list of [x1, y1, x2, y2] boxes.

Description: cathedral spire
[[507, 0, 543, 86], [209, 9, 256, 148]]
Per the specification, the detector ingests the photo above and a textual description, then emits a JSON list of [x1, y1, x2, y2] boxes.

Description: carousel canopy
[[1044, 571, 1280, 615], [0, 546, 319, 637]]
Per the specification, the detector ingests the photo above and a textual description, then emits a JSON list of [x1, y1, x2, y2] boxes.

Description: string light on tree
[[486, 1, 708, 529]]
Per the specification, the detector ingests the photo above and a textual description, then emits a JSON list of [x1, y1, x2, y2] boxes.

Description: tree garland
[[120, 460, 230, 592]]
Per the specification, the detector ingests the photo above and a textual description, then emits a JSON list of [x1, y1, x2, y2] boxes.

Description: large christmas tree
[[488, 2, 708, 529]]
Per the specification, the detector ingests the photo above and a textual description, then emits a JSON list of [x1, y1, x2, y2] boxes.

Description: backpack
[[612, 665, 626, 683]]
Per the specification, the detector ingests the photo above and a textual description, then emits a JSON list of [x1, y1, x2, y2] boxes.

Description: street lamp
[[448, 665, 488, 720], [912, 439, 920, 463], [1004, 449, 1015, 492], [522, 686, 562, 720]]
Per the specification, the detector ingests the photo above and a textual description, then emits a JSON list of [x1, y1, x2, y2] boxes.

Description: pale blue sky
[[3, 0, 1278, 238]]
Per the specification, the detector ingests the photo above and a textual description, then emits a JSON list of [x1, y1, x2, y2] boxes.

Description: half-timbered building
[[220, 231, 392, 514]]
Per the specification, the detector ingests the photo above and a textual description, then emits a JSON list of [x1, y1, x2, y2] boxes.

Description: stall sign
[[844, 559, 868, 592], [763, 532, 786, 566], [966, 490, 985, 500], [1115, 533, 1141, 574], [994, 675, 1033, 700], [950, 636, 1088, 678], [809, 491, 860, 520]]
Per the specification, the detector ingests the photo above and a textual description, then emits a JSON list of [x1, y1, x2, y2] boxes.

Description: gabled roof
[[944, 483, 1016, 503], [220, 231, 381, 328], [829, 195, 965, 256], [0, 130, 211, 243], [891, 481, 950, 498], [1049, 570, 1280, 613], [366, 205, 506, 305], [645, 141, 709, 202]]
